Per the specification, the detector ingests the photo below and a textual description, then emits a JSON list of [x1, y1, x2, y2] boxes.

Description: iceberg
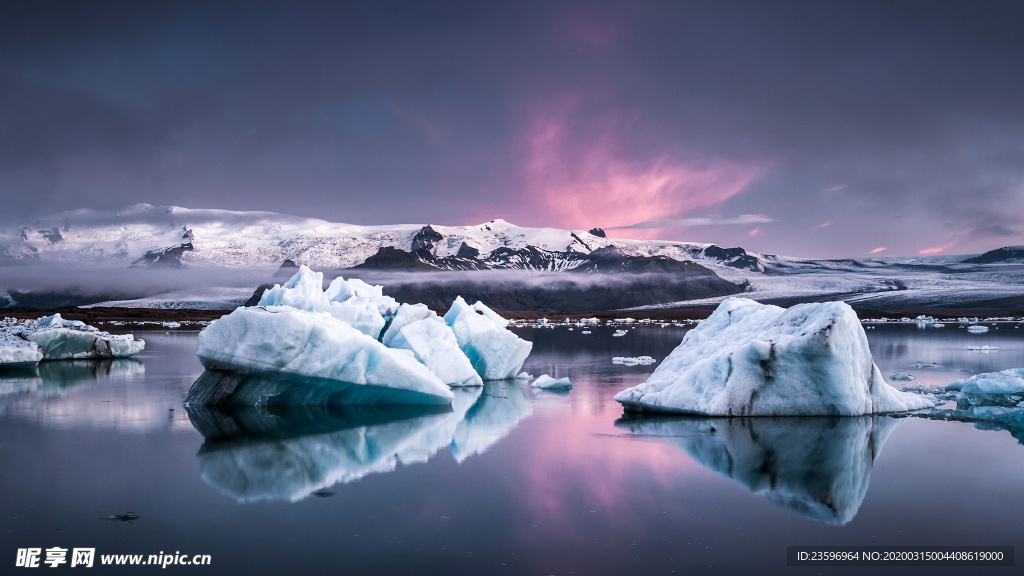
[[193, 306, 454, 405], [444, 297, 532, 380], [614, 298, 935, 416], [1, 315, 144, 366], [616, 415, 901, 525], [192, 266, 530, 405], [966, 325, 990, 333], [530, 374, 572, 390]]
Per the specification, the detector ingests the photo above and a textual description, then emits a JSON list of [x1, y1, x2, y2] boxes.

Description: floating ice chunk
[[966, 325, 989, 333], [889, 373, 916, 382], [932, 323, 945, 328], [531, 374, 572, 390], [946, 368, 1024, 395], [515, 372, 532, 380], [613, 356, 656, 366], [581, 330, 592, 334], [965, 345, 998, 352], [192, 306, 454, 405], [612, 330, 628, 337], [614, 298, 936, 416], [444, 297, 532, 380], [2, 314, 144, 363]]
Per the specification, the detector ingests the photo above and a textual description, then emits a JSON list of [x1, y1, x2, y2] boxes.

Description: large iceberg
[[193, 306, 454, 406], [1, 315, 144, 367], [616, 415, 901, 525], [912, 368, 1024, 445], [191, 265, 530, 405], [444, 297, 532, 380], [614, 298, 935, 416]]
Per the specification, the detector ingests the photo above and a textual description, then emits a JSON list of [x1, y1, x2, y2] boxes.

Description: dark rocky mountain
[[963, 246, 1024, 264]]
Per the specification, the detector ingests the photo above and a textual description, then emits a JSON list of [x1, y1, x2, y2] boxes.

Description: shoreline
[[2, 305, 1020, 326]]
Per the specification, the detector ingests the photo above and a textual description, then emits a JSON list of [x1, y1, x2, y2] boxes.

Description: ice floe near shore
[[614, 298, 936, 416], [189, 266, 530, 405], [1, 315, 145, 368]]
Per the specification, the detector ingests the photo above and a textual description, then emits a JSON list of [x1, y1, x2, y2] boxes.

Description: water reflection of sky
[[1, 326, 1023, 575]]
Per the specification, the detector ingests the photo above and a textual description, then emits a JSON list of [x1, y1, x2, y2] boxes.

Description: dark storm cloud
[[2, 0, 1024, 257]]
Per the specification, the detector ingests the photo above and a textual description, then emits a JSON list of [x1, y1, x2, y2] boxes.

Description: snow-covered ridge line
[[0, 203, 768, 272]]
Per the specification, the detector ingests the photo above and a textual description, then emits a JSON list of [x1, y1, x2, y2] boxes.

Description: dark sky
[[3, 0, 1024, 257]]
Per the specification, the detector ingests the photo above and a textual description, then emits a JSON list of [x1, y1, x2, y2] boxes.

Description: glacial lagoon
[[2, 324, 1022, 574]]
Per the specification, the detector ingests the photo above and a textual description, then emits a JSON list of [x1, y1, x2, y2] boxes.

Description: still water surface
[[1, 324, 1022, 575]]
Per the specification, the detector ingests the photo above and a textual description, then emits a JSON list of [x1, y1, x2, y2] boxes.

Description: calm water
[[1, 324, 1022, 575]]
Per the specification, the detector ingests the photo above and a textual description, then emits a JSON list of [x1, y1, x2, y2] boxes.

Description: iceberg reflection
[[0, 359, 145, 396], [186, 375, 532, 502], [615, 415, 901, 525]]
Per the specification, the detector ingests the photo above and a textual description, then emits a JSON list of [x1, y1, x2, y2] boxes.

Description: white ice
[[531, 374, 572, 390], [196, 305, 454, 405], [382, 305, 482, 387], [946, 368, 1024, 395], [614, 298, 936, 416], [444, 297, 532, 380], [613, 356, 656, 366], [1, 314, 144, 364]]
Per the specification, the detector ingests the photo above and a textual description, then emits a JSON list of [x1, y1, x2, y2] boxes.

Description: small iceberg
[[612, 330, 628, 337], [965, 345, 998, 352], [945, 368, 1024, 395], [1, 315, 145, 368], [531, 374, 572, 390], [889, 373, 916, 382], [966, 325, 990, 333], [913, 368, 1024, 445], [612, 356, 657, 366], [614, 298, 935, 416]]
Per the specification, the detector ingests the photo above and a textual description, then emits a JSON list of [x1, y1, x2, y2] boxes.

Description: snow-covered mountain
[[0, 203, 765, 274], [3, 204, 1024, 313]]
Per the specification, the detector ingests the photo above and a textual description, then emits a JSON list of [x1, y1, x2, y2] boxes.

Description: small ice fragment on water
[[966, 345, 998, 351], [967, 325, 989, 333], [612, 329, 628, 337], [889, 373, 916, 382], [581, 330, 591, 334], [515, 371, 532, 380], [612, 356, 656, 366], [531, 374, 572, 390]]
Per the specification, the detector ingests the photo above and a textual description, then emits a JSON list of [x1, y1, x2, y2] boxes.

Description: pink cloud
[[869, 246, 887, 254], [816, 220, 833, 229], [919, 242, 955, 255], [825, 184, 847, 193], [515, 98, 764, 239], [748, 227, 761, 237]]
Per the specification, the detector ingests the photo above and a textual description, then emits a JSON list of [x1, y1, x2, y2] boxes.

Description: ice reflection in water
[[186, 376, 531, 502], [616, 415, 901, 525]]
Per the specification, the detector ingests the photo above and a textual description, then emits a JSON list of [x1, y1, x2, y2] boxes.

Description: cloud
[[747, 227, 762, 237], [517, 97, 765, 238], [918, 243, 956, 255], [612, 214, 774, 230], [869, 246, 887, 254]]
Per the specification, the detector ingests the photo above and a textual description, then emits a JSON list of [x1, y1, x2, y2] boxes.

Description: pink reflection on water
[[514, 394, 700, 533]]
